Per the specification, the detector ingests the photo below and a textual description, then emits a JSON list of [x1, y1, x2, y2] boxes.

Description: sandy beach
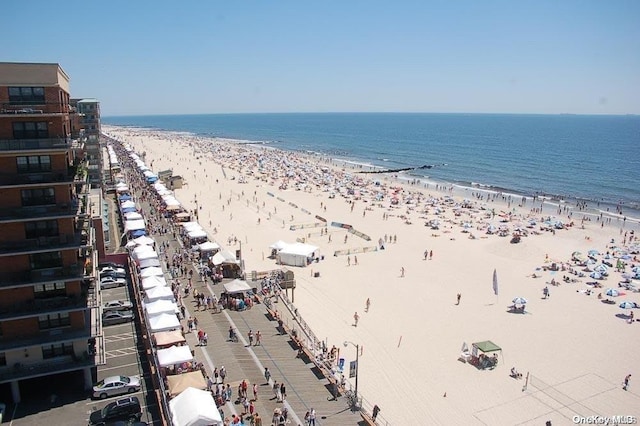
[[105, 125, 640, 425]]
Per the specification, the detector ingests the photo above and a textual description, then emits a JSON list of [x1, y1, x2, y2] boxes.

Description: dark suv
[[89, 396, 141, 425]]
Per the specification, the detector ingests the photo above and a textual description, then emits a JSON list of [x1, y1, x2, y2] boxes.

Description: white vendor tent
[[148, 312, 180, 332], [169, 387, 222, 426], [139, 258, 161, 269], [277, 243, 319, 267], [145, 285, 175, 302], [210, 250, 238, 266], [124, 212, 143, 221], [223, 279, 252, 295], [157, 345, 193, 367], [132, 235, 155, 246], [120, 200, 136, 209], [141, 275, 167, 290], [198, 241, 220, 252], [140, 267, 164, 278], [124, 219, 146, 232], [135, 250, 159, 261], [145, 299, 179, 316], [269, 240, 288, 251], [187, 229, 207, 240]]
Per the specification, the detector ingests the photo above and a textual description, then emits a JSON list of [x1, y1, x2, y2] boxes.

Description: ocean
[[103, 113, 640, 216]]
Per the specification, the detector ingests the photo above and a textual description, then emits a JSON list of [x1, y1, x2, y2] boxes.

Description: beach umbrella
[[589, 272, 603, 280], [632, 266, 640, 274], [593, 264, 609, 276], [512, 297, 528, 305], [588, 249, 600, 257], [605, 288, 623, 297], [585, 260, 597, 271], [619, 301, 637, 309]]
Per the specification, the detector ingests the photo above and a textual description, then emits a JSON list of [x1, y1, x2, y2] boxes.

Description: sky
[[2, 1, 639, 116]]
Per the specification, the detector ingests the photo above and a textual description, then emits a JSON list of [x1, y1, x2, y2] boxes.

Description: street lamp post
[[343, 340, 359, 409]]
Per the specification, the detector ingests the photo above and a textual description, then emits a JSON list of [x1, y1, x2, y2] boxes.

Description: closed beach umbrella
[[512, 297, 528, 305], [619, 301, 637, 309]]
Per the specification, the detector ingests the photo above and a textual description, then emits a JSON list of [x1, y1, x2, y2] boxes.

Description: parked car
[[100, 267, 127, 279], [89, 396, 141, 425], [102, 300, 133, 311], [102, 311, 134, 326], [93, 376, 141, 399], [99, 262, 125, 270], [100, 277, 127, 290]]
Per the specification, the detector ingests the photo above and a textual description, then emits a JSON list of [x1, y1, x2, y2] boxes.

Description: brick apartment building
[[0, 62, 102, 402]]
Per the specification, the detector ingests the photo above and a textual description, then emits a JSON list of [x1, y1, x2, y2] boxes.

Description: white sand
[[105, 126, 640, 425]]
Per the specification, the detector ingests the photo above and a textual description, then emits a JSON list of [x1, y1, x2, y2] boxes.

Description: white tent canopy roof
[[145, 285, 175, 302], [169, 387, 223, 426], [145, 299, 179, 316], [132, 235, 155, 246], [210, 250, 238, 266], [124, 212, 143, 221], [124, 219, 146, 232], [140, 267, 164, 278], [198, 241, 220, 252], [157, 345, 193, 367], [270, 240, 288, 250], [148, 312, 181, 332], [279, 242, 319, 256], [187, 229, 207, 239], [141, 275, 168, 290], [120, 200, 136, 209], [223, 279, 252, 294], [135, 250, 159, 261], [139, 258, 161, 269]]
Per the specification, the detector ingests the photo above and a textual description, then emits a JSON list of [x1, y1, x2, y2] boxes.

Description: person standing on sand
[[354, 255, 358, 265], [424, 249, 428, 260], [623, 374, 631, 390], [365, 298, 370, 312], [457, 293, 461, 305], [401, 267, 405, 277], [353, 312, 360, 327], [347, 256, 351, 266], [429, 250, 433, 260]]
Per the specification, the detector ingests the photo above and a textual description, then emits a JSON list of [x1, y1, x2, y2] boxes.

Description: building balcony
[[0, 200, 86, 223], [0, 169, 83, 188], [0, 232, 90, 257], [0, 138, 71, 152], [0, 102, 74, 116], [0, 355, 100, 384], [0, 291, 99, 321], [0, 264, 86, 289]]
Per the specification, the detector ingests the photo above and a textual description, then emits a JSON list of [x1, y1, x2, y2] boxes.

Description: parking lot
[[5, 274, 162, 425]]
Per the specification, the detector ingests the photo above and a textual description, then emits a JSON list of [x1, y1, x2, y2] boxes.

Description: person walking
[[248, 329, 254, 346], [279, 382, 287, 402], [365, 298, 370, 312], [623, 374, 631, 391], [255, 330, 262, 346], [401, 266, 405, 277], [264, 367, 271, 384], [308, 408, 316, 426], [456, 293, 462, 305], [253, 382, 258, 400], [353, 312, 360, 327], [219, 366, 226, 383]]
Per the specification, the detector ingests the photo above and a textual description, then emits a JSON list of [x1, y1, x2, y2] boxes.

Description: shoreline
[[104, 124, 640, 424], [103, 124, 640, 224]]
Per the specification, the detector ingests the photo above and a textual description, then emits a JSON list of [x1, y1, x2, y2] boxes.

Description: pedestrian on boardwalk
[[280, 382, 287, 401], [623, 374, 631, 390], [272, 380, 279, 401], [248, 329, 254, 346], [219, 366, 226, 383], [253, 382, 258, 400], [264, 367, 271, 384], [255, 330, 262, 346]]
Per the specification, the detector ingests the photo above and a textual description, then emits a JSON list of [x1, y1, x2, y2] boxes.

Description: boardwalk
[[116, 183, 368, 425]]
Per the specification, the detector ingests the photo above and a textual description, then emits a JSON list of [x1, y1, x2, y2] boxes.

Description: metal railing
[[0, 102, 75, 115], [0, 233, 86, 255], [0, 138, 71, 151]]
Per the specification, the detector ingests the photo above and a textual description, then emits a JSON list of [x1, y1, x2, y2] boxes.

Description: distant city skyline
[[3, 0, 639, 116]]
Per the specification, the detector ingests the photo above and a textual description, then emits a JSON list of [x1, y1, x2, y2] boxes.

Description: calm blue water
[[103, 113, 640, 214]]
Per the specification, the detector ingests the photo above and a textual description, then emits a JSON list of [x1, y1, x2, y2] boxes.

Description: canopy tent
[[139, 258, 161, 269], [132, 244, 155, 255], [140, 267, 164, 278], [153, 330, 186, 348], [141, 275, 168, 290], [145, 285, 175, 302], [124, 219, 146, 232], [223, 279, 252, 295], [269, 240, 288, 251], [169, 387, 222, 426], [157, 345, 193, 367], [210, 250, 238, 266], [187, 229, 208, 240], [135, 250, 159, 261], [167, 371, 208, 397], [148, 312, 181, 332], [124, 211, 143, 221], [277, 242, 319, 267], [198, 241, 220, 252], [472, 340, 502, 356], [120, 200, 136, 209], [145, 299, 179, 316], [130, 229, 146, 238], [132, 235, 155, 246]]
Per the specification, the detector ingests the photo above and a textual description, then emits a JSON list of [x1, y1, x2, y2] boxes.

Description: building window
[[38, 312, 70, 330], [8, 87, 45, 104], [41, 343, 73, 359], [16, 155, 51, 173], [25, 220, 59, 239], [21, 187, 55, 206], [12, 121, 49, 139], [34, 282, 66, 299], [30, 251, 62, 269], [0, 352, 5, 366]]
